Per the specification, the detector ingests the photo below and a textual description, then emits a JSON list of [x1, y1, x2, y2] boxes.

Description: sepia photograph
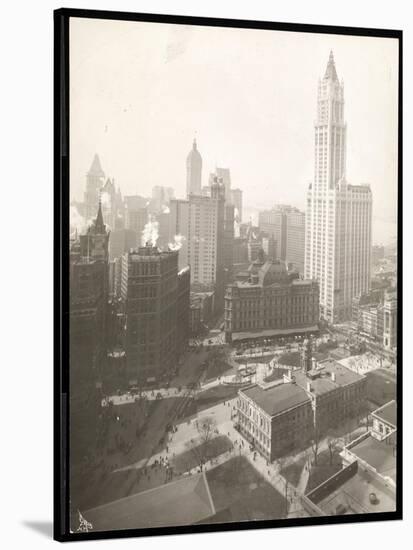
[[55, 8, 401, 540]]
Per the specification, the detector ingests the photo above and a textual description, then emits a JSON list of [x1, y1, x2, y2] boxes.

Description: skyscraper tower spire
[[324, 50, 339, 81], [186, 137, 202, 197], [88, 153, 105, 177], [315, 51, 346, 191], [80, 195, 109, 263], [94, 197, 105, 233], [305, 52, 372, 324]]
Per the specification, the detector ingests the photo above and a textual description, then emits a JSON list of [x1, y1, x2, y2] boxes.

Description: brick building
[[120, 245, 189, 384], [177, 267, 191, 351], [353, 288, 396, 348]]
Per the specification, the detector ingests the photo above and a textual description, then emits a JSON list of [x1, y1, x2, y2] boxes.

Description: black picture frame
[[54, 7, 403, 542]]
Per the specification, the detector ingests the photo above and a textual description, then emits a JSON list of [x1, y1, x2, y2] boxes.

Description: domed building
[[224, 259, 319, 343]]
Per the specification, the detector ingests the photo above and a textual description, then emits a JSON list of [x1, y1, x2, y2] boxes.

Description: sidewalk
[[214, 399, 309, 518]]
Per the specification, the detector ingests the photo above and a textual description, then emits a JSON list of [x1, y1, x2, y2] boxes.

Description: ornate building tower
[[304, 52, 372, 323], [70, 201, 110, 462], [186, 138, 202, 197], [84, 153, 105, 222], [80, 199, 110, 262], [314, 51, 346, 192]]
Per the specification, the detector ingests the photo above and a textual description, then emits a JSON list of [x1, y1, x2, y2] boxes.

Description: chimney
[[306, 381, 312, 392], [331, 372, 336, 383]]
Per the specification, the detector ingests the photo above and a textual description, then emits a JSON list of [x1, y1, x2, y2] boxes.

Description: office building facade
[[224, 259, 319, 342], [120, 245, 189, 384], [304, 52, 372, 323], [186, 139, 202, 197]]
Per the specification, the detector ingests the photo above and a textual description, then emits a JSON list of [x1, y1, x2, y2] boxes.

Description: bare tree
[[185, 416, 218, 470], [276, 454, 288, 476], [343, 417, 355, 446], [274, 454, 291, 514], [326, 433, 339, 466]]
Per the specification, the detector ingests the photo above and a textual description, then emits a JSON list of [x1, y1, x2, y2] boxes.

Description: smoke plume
[[100, 190, 111, 207], [168, 234, 186, 251], [70, 205, 86, 235], [141, 216, 159, 247], [234, 207, 241, 238]]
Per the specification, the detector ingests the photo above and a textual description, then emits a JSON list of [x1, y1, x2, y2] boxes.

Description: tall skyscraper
[[259, 205, 305, 273], [259, 207, 287, 259], [120, 245, 189, 384], [230, 188, 243, 222], [169, 198, 190, 272], [100, 177, 124, 231], [286, 209, 305, 274], [186, 138, 202, 196], [215, 167, 231, 198], [70, 202, 109, 458], [151, 185, 175, 213], [84, 153, 105, 222], [169, 182, 226, 312], [223, 201, 235, 278], [124, 196, 148, 243], [208, 169, 235, 280], [304, 52, 372, 323]]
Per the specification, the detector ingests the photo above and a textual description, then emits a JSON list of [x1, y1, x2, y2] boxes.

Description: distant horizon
[[70, 18, 399, 246], [71, 151, 398, 246]]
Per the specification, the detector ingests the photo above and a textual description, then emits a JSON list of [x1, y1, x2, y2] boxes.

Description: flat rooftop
[[373, 400, 397, 429], [84, 472, 215, 532], [241, 382, 310, 417], [315, 468, 395, 515], [349, 434, 396, 483], [294, 360, 364, 395]]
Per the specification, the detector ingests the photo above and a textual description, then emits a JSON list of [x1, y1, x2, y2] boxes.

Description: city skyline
[[64, 13, 399, 536], [70, 18, 398, 245]]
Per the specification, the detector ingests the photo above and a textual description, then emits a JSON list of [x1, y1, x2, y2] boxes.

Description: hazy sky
[[70, 17, 399, 244]]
